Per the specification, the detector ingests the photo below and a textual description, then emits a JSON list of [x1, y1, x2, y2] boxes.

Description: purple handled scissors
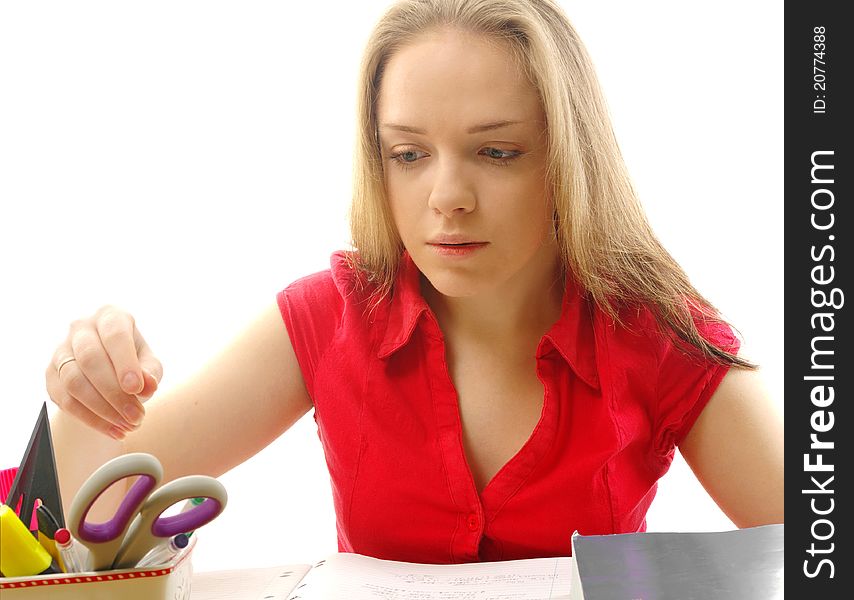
[[67, 452, 227, 571]]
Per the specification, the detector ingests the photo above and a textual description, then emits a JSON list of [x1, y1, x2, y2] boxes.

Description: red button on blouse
[[277, 251, 739, 564]]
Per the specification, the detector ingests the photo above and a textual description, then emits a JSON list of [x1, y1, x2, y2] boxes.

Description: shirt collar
[[377, 251, 432, 359], [377, 252, 600, 390]]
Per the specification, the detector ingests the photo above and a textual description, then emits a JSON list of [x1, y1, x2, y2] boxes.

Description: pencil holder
[[0, 533, 196, 600]]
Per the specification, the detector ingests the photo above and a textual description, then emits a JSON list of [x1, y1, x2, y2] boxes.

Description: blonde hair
[[349, 0, 753, 368]]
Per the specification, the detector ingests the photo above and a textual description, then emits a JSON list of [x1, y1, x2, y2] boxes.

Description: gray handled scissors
[[68, 452, 227, 571]]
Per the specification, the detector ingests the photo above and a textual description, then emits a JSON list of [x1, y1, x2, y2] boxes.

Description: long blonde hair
[[348, 0, 753, 368]]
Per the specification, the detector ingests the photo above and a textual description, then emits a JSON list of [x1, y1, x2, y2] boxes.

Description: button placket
[[423, 313, 485, 561]]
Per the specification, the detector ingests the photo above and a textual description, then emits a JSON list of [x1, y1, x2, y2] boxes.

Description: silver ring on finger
[[57, 356, 77, 377]]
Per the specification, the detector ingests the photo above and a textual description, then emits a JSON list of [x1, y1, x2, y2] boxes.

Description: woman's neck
[[421, 244, 565, 347]]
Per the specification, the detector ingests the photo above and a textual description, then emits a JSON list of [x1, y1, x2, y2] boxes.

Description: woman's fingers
[[46, 360, 128, 440], [135, 330, 163, 399], [138, 366, 161, 400], [96, 306, 145, 395], [69, 326, 143, 428], [46, 305, 162, 436]]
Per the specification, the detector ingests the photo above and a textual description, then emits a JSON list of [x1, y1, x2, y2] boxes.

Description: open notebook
[[191, 553, 572, 599], [191, 524, 783, 600]]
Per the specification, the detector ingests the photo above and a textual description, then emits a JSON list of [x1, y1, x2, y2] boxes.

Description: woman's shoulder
[[281, 250, 378, 311], [597, 298, 739, 364]]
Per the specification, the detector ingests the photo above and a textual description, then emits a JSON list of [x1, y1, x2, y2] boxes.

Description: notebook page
[[287, 553, 572, 599], [192, 564, 312, 600]]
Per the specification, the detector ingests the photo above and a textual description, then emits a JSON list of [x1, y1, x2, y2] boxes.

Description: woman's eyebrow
[[378, 120, 524, 135], [466, 120, 523, 134]]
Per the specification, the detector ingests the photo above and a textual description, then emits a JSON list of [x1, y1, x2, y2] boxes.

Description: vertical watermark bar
[[785, 2, 851, 595]]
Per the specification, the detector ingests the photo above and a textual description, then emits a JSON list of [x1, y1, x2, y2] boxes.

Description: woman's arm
[[49, 303, 313, 518], [678, 362, 784, 528]]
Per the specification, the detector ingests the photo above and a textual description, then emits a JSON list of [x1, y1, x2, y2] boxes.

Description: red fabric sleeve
[[276, 269, 344, 401], [653, 317, 742, 458]]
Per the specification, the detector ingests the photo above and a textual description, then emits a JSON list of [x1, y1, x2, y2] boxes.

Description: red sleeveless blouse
[[277, 251, 739, 563]]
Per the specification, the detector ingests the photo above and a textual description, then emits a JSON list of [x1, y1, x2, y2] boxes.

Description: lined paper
[[286, 553, 572, 599], [192, 564, 311, 599]]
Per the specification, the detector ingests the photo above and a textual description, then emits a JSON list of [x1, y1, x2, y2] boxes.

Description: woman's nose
[[426, 159, 476, 217]]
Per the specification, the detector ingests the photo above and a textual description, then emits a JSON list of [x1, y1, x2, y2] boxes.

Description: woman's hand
[[45, 305, 163, 440]]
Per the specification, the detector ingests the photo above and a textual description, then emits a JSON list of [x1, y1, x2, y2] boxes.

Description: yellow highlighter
[[0, 504, 62, 577]]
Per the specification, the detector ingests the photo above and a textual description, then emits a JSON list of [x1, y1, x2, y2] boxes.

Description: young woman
[[47, 0, 783, 564]]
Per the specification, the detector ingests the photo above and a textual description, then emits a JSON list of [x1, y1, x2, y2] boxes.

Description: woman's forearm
[[50, 409, 128, 521]]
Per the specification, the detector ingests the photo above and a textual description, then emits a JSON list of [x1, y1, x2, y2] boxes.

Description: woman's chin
[[419, 270, 489, 300]]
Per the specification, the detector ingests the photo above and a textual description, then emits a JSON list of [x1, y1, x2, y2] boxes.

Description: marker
[[54, 528, 86, 573], [0, 504, 62, 576], [134, 533, 190, 569], [36, 503, 60, 535], [180, 496, 206, 512], [36, 503, 63, 565], [179, 497, 205, 537]]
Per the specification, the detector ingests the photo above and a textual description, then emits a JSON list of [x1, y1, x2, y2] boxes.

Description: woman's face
[[377, 28, 558, 298]]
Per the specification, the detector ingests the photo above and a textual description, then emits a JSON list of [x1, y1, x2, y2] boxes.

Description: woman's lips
[[427, 242, 489, 257]]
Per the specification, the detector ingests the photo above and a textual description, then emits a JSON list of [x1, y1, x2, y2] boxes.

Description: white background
[[0, 1, 782, 572]]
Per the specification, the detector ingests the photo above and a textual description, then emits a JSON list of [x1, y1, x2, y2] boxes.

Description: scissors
[[67, 452, 227, 571]]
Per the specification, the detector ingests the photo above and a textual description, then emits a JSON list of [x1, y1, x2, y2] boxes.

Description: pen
[[0, 504, 62, 576], [134, 533, 190, 569], [54, 527, 87, 574]]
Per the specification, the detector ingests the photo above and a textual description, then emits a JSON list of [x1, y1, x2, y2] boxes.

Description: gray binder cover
[[569, 524, 783, 600]]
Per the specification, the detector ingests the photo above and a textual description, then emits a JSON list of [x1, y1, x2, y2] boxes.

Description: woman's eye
[[481, 147, 520, 161], [390, 149, 427, 165], [388, 146, 521, 170]]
